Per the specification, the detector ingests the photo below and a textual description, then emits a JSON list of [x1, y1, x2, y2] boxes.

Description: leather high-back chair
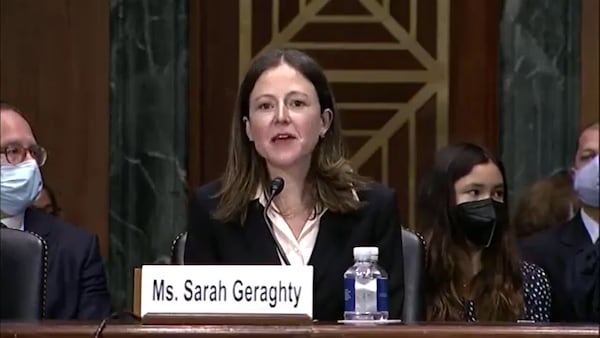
[[171, 231, 187, 265], [170, 229, 425, 321], [0, 227, 48, 320], [401, 228, 425, 322]]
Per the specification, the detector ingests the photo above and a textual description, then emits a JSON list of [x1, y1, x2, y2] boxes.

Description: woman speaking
[[184, 49, 405, 321]]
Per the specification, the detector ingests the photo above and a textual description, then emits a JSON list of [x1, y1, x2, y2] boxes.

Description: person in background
[[512, 169, 577, 238], [184, 49, 405, 321], [0, 101, 111, 319], [521, 122, 599, 322], [32, 184, 62, 217], [416, 142, 550, 322]]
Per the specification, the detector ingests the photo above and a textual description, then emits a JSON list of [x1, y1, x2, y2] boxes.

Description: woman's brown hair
[[416, 142, 524, 321], [213, 49, 367, 223], [512, 169, 577, 238]]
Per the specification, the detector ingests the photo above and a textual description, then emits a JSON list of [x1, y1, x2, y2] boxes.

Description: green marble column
[[108, 0, 189, 311], [500, 0, 581, 200]]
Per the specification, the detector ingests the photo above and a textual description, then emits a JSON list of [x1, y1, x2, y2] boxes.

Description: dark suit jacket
[[519, 212, 596, 322], [184, 181, 405, 321], [24, 208, 111, 320]]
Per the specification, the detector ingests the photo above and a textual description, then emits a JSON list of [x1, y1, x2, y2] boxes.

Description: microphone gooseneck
[[263, 177, 290, 265], [93, 311, 141, 338]]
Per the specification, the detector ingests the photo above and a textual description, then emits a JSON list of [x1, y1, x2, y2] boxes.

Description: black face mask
[[450, 198, 507, 248]]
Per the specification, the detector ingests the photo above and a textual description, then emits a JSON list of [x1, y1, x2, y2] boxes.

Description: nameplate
[[140, 265, 313, 318]]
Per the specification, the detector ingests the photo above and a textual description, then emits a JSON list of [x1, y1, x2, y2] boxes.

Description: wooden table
[[1, 322, 598, 338]]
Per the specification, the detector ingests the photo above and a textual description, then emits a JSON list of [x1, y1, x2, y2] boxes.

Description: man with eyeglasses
[[0, 101, 111, 320]]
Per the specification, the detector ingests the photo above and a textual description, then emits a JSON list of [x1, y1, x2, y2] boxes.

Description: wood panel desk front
[[0, 322, 598, 338]]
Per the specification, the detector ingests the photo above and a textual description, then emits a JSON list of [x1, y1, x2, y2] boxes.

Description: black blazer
[[519, 212, 597, 322], [184, 181, 405, 321], [24, 208, 112, 320]]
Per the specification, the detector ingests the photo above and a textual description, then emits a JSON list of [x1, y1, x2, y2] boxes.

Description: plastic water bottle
[[344, 247, 389, 320]]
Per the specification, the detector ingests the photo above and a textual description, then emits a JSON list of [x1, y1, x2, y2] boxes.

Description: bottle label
[[344, 277, 355, 311], [344, 277, 389, 313], [377, 277, 388, 312]]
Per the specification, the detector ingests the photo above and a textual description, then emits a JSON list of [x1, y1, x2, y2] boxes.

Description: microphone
[[263, 177, 291, 265]]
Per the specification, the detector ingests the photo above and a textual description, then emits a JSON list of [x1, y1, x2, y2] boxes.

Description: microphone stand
[[263, 180, 291, 266]]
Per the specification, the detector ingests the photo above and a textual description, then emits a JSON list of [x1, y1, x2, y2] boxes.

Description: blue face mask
[[1, 159, 43, 216], [574, 155, 599, 208]]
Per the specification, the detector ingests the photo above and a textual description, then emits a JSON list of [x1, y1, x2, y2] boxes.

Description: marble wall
[[500, 0, 581, 200], [109, 0, 189, 311]]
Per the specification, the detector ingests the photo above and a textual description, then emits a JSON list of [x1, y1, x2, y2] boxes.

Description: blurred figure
[[416, 142, 550, 322], [512, 169, 577, 238], [184, 49, 405, 321], [32, 184, 62, 217], [571, 122, 600, 178], [0, 101, 111, 319], [521, 122, 599, 322]]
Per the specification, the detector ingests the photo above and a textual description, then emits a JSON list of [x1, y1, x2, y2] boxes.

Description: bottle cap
[[353, 246, 379, 260]]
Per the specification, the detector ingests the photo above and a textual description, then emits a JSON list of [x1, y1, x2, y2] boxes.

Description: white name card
[[140, 265, 313, 318]]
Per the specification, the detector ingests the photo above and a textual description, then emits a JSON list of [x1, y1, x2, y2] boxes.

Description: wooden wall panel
[[449, 0, 499, 153], [188, 0, 241, 186], [0, 0, 110, 255], [581, 0, 599, 128], [188, 0, 203, 191]]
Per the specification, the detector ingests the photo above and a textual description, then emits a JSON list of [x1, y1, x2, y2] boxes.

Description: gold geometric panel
[[239, 0, 449, 227]]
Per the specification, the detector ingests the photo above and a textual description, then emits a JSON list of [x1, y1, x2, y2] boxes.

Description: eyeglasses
[[0, 144, 47, 166]]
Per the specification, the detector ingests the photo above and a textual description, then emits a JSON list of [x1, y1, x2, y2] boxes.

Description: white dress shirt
[[0, 212, 25, 231], [580, 208, 599, 243], [254, 186, 360, 265], [256, 189, 323, 265]]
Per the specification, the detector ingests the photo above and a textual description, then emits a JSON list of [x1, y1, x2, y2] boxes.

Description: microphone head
[[269, 177, 285, 197]]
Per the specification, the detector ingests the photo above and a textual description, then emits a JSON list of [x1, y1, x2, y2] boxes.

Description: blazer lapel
[[24, 207, 51, 239], [243, 201, 280, 265], [560, 211, 596, 319], [309, 209, 358, 287], [560, 212, 592, 254]]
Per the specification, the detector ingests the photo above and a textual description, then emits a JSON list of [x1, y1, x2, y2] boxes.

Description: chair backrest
[[0, 227, 48, 320], [401, 228, 425, 323], [171, 231, 188, 265]]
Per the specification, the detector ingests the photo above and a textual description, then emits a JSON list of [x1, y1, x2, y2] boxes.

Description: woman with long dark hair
[[184, 49, 405, 321], [416, 142, 550, 322]]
